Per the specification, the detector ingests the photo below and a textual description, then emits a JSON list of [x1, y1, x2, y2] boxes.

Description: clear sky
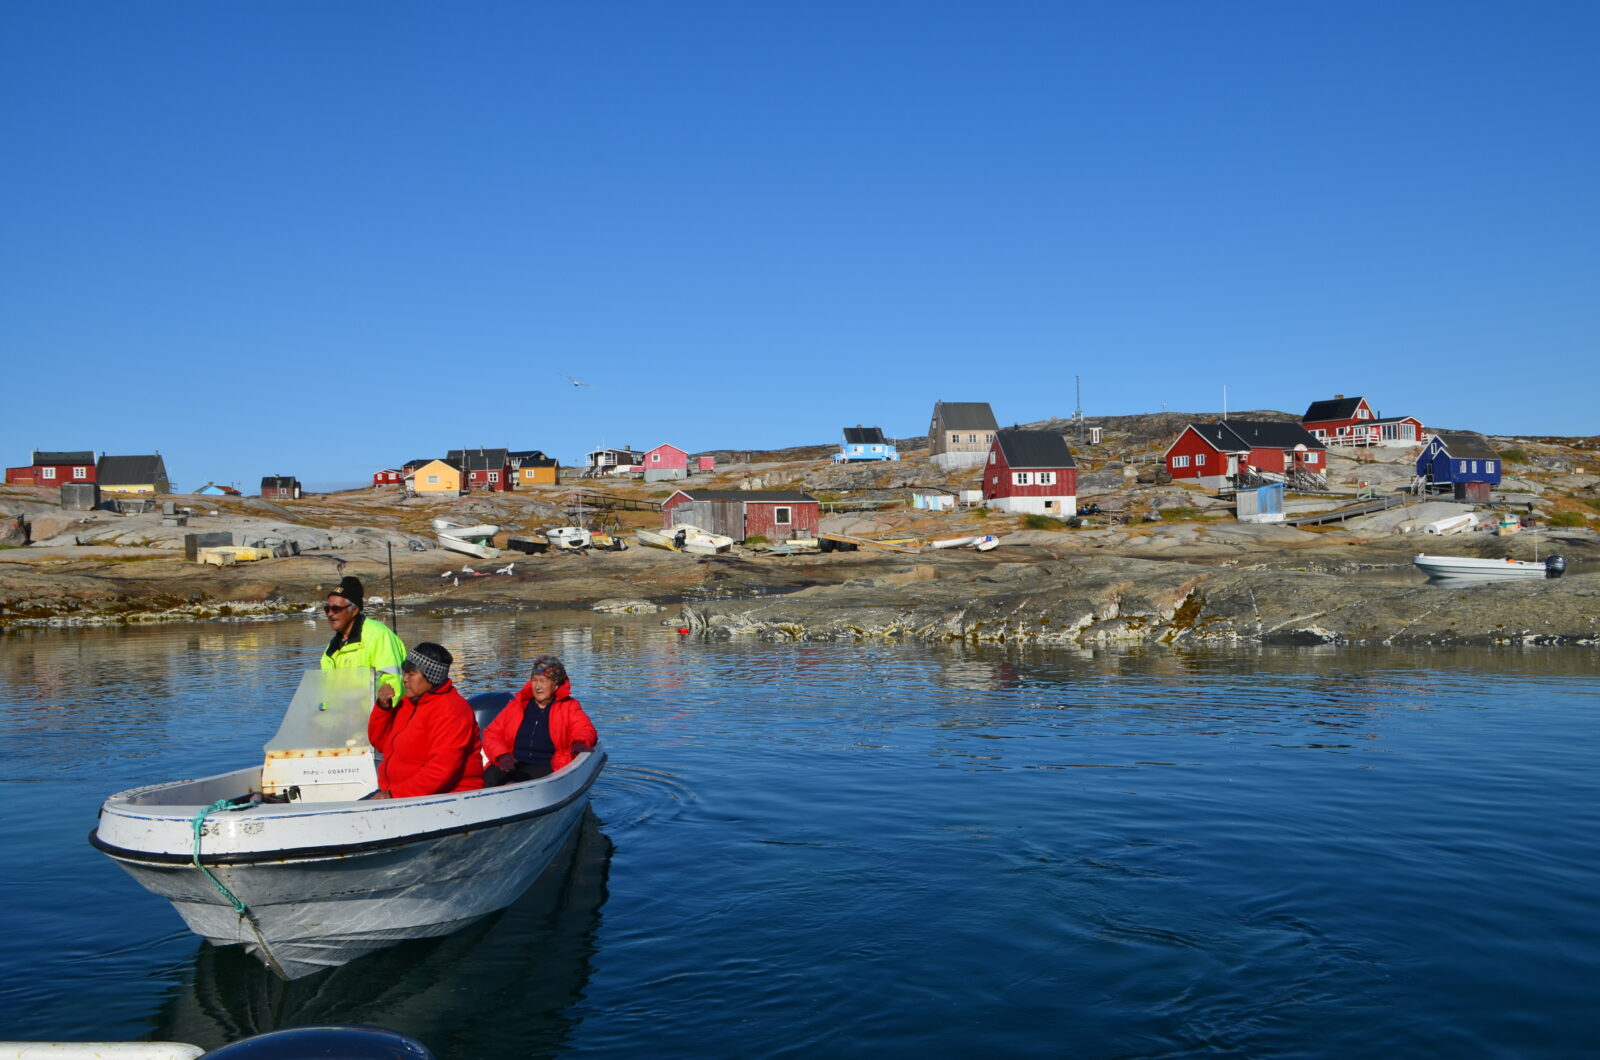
[[3, 2, 1596, 492]]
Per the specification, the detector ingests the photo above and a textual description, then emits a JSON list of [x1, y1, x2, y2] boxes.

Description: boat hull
[[1413, 554, 1552, 581], [92, 750, 605, 979], [436, 534, 498, 559]]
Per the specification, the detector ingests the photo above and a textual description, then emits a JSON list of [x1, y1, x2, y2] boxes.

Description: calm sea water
[[1, 613, 1596, 1058]]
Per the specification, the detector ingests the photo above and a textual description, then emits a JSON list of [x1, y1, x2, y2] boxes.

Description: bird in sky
[[558, 373, 591, 388]]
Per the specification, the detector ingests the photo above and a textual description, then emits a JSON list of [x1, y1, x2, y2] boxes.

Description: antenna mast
[[1073, 376, 1085, 444]]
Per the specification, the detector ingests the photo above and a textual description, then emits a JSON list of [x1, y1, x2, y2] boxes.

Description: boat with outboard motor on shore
[[89, 668, 605, 980], [1412, 552, 1566, 582]]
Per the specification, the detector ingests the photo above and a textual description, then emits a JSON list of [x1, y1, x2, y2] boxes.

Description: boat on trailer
[[1412, 553, 1566, 581], [90, 669, 605, 980]]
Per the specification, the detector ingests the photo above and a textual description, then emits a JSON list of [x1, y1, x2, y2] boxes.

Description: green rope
[[192, 797, 251, 915]]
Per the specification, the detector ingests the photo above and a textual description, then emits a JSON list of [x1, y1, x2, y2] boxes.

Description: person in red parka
[[367, 642, 485, 799], [482, 654, 597, 786]]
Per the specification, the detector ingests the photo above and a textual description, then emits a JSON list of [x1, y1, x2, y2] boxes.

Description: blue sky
[[3, 2, 1595, 492]]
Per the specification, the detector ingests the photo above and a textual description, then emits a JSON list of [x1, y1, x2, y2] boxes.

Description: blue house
[[832, 426, 899, 463], [1417, 431, 1501, 501]]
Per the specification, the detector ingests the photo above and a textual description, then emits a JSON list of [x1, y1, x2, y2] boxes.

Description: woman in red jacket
[[482, 654, 597, 786], [368, 642, 485, 799]]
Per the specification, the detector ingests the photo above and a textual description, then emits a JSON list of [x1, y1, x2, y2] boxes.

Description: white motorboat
[[436, 533, 498, 560], [635, 524, 734, 555], [1413, 553, 1565, 581], [90, 669, 606, 981], [543, 526, 592, 550]]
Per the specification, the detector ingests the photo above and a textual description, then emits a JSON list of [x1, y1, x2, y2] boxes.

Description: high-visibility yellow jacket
[[320, 614, 406, 701]]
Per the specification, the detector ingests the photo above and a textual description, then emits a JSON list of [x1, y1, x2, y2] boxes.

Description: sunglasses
[[323, 603, 351, 615]]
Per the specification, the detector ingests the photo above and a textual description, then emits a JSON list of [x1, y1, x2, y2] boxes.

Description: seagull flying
[[559, 373, 591, 388]]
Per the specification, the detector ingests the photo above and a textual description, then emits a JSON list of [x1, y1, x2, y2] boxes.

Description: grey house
[[929, 401, 999, 469]]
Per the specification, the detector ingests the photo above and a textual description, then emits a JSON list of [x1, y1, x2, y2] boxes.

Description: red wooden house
[[5, 450, 97, 486], [1164, 421, 1326, 490], [447, 448, 513, 491], [1302, 396, 1423, 447], [981, 430, 1078, 515], [372, 468, 404, 487], [661, 490, 820, 542], [643, 443, 689, 482]]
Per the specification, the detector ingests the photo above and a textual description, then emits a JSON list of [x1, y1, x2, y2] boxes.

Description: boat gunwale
[[89, 750, 604, 867]]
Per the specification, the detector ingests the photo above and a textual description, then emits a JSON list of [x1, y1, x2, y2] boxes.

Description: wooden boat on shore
[[90, 669, 605, 980], [928, 534, 1000, 551], [1413, 553, 1566, 581], [432, 519, 500, 538]]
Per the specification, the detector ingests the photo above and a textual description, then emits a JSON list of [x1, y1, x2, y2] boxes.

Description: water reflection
[[149, 807, 612, 1055]]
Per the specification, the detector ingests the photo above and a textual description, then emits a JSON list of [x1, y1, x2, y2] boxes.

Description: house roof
[[933, 401, 998, 430], [587, 447, 644, 461], [97, 454, 167, 485], [671, 490, 818, 503], [842, 426, 886, 444], [410, 458, 460, 472], [1429, 430, 1499, 461], [994, 429, 1076, 469], [1179, 421, 1326, 455], [32, 450, 94, 465], [260, 476, 300, 489], [1368, 415, 1419, 426], [1303, 396, 1367, 422], [1215, 420, 1326, 451], [401, 457, 434, 470], [507, 449, 550, 465], [447, 448, 509, 471]]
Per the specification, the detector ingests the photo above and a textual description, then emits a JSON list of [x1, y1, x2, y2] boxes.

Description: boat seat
[[469, 691, 513, 730]]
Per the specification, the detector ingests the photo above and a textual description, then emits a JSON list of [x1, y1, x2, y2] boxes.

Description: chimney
[[1334, 394, 1344, 400]]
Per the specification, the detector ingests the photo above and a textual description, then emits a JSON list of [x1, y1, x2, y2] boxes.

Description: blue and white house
[[832, 426, 899, 463], [1416, 430, 1502, 501]]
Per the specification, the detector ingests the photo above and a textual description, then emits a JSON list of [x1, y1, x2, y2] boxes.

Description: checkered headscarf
[[403, 643, 451, 686], [529, 654, 567, 686]]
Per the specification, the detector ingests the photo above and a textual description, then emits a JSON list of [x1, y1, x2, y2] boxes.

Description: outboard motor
[[1545, 555, 1567, 578]]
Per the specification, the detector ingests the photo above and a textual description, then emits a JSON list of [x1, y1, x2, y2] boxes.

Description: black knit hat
[[403, 642, 452, 686], [329, 575, 364, 609]]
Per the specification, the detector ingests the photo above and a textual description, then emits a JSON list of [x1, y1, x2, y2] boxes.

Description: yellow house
[[517, 463, 558, 487], [408, 459, 462, 495]]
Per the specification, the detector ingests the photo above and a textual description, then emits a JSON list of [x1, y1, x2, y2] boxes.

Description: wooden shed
[[661, 490, 820, 542]]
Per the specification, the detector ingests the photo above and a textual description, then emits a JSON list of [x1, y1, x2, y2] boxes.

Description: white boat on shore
[[636, 524, 734, 555], [436, 533, 498, 559], [543, 526, 592, 551], [1413, 553, 1566, 581], [928, 534, 1000, 551], [432, 518, 500, 539], [90, 669, 605, 980]]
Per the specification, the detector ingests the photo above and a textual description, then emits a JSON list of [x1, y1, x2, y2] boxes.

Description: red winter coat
[[482, 678, 598, 774], [368, 679, 485, 798]]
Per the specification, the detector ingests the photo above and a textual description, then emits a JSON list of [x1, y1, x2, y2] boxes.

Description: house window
[[1195, 453, 1206, 466], [73, 467, 87, 479], [774, 507, 791, 525], [1357, 407, 1370, 419], [1486, 461, 1495, 473], [1172, 455, 1190, 468], [427, 474, 439, 485], [651, 453, 661, 462], [968, 434, 978, 444], [950, 434, 960, 445], [1306, 453, 1318, 464], [1013, 472, 1032, 486], [1313, 429, 1325, 438], [1457, 461, 1466, 474], [41, 467, 55, 479], [1038, 471, 1056, 486], [488, 471, 499, 483], [1470, 461, 1477, 473], [987, 452, 995, 465]]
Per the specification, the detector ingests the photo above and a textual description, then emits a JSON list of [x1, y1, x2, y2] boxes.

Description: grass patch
[[1499, 447, 1530, 464], [743, 534, 769, 546], [1548, 511, 1586, 527], [1023, 514, 1066, 530]]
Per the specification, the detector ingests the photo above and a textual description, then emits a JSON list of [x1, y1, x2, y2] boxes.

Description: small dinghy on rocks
[[90, 668, 605, 980]]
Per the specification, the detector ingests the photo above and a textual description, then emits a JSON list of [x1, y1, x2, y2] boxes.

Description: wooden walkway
[[1285, 494, 1408, 527]]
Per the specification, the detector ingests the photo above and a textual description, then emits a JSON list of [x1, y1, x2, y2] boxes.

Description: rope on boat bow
[[190, 798, 294, 980], [191, 798, 251, 914]]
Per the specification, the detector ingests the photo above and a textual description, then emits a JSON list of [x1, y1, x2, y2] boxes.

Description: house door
[[1226, 455, 1238, 476]]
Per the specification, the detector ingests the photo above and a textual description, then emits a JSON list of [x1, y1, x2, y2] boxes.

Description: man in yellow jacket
[[319, 575, 406, 701]]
